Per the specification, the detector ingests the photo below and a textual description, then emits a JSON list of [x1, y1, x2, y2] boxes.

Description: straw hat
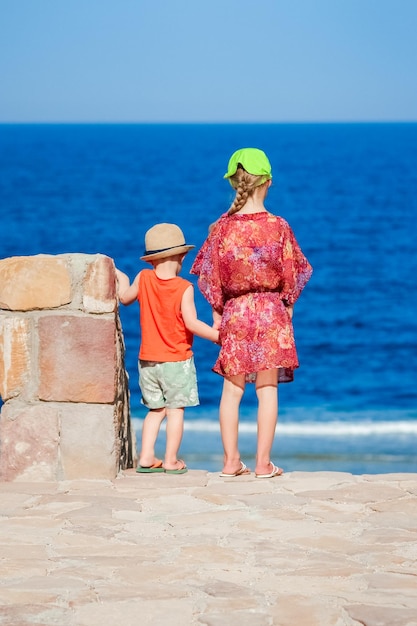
[[140, 223, 195, 262]]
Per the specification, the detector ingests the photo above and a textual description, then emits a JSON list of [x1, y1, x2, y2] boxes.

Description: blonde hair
[[227, 166, 270, 215]]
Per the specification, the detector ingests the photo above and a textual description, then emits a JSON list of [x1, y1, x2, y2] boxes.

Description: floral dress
[[190, 211, 312, 382]]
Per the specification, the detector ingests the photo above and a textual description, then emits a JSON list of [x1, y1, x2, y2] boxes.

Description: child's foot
[[136, 458, 164, 473], [219, 461, 250, 477], [255, 462, 284, 479], [138, 457, 162, 467], [163, 459, 188, 474]]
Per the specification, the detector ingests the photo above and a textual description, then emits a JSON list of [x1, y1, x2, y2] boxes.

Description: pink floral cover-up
[[190, 212, 312, 382]]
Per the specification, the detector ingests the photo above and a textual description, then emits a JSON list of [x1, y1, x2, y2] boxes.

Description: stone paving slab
[[0, 470, 416, 626]]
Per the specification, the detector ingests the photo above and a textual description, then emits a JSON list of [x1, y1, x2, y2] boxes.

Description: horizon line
[[1, 119, 416, 125]]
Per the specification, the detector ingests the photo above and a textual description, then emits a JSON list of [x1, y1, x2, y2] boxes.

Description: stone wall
[[0, 253, 136, 481]]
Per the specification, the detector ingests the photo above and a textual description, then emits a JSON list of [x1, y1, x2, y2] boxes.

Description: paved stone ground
[[0, 470, 416, 626]]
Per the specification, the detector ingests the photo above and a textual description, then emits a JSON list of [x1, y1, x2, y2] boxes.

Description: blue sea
[[1, 123, 417, 474]]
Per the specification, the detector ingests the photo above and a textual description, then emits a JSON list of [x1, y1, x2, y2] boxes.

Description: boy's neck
[[152, 257, 182, 279]]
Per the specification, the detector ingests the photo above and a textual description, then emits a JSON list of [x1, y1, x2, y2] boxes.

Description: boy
[[116, 223, 219, 474]]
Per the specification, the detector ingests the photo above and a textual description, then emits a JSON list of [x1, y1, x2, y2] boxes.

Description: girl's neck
[[235, 181, 269, 214], [236, 194, 267, 214], [237, 199, 267, 214]]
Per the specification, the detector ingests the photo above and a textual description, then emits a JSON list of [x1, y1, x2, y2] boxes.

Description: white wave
[[131, 417, 417, 437], [276, 421, 417, 437]]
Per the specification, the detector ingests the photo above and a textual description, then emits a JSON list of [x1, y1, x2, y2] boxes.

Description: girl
[[191, 148, 312, 478]]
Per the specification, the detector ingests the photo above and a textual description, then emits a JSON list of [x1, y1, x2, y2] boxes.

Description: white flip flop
[[219, 462, 251, 477], [255, 463, 284, 479]]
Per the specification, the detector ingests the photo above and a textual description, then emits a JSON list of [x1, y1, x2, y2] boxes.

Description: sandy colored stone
[[0, 316, 31, 400], [38, 315, 116, 403], [346, 604, 417, 626], [83, 254, 117, 313], [200, 613, 272, 626], [59, 404, 119, 479], [0, 253, 133, 482], [75, 599, 195, 626], [0, 255, 71, 311], [0, 471, 416, 625], [0, 403, 60, 481], [0, 604, 73, 626], [269, 595, 347, 626]]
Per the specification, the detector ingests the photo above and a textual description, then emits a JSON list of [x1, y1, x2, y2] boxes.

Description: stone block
[[83, 255, 117, 313], [0, 317, 31, 401], [0, 253, 132, 481], [60, 404, 119, 479], [0, 256, 72, 311], [0, 402, 60, 481], [38, 315, 116, 403]]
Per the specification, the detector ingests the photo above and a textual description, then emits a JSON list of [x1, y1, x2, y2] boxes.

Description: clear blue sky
[[1, 0, 416, 123]]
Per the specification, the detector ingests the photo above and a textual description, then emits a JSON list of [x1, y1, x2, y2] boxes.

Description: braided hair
[[227, 166, 270, 215]]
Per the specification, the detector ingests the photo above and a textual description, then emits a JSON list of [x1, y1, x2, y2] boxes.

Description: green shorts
[[138, 356, 200, 409]]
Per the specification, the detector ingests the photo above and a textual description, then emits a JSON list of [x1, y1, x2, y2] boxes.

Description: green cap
[[223, 147, 272, 179]]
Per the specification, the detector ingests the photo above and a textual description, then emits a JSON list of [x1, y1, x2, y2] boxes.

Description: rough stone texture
[[0, 317, 31, 401], [38, 315, 116, 403], [0, 471, 415, 626], [0, 255, 72, 311], [0, 402, 60, 481], [0, 253, 136, 481], [83, 255, 117, 313], [60, 404, 119, 479]]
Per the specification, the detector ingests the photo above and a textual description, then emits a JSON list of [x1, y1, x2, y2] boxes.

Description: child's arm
[[212, 309, 222, 330], [181, 285, 220, 343], [282, 300, 294, 319], [115, 269, 140, 306], [286, 304, 294, 319]]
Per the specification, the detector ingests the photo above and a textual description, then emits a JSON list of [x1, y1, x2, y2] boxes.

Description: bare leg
[[255, 369, 279, 476], [163, 407, 185, 471], [219, 374, 246, 474], [139, 408, 166, 467]]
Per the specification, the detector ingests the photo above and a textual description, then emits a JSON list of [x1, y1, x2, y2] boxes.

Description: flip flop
[[219, 462, 251, 477], [136, 460, 164, 473], [164, 460, 188, 474], [255, 463, 284, 479]]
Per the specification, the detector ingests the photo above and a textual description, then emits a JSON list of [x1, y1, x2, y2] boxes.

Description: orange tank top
[[138, 269, 193, 362]]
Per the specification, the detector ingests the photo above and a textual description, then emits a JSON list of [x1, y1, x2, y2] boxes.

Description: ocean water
[[1, 122, 416, 473]]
